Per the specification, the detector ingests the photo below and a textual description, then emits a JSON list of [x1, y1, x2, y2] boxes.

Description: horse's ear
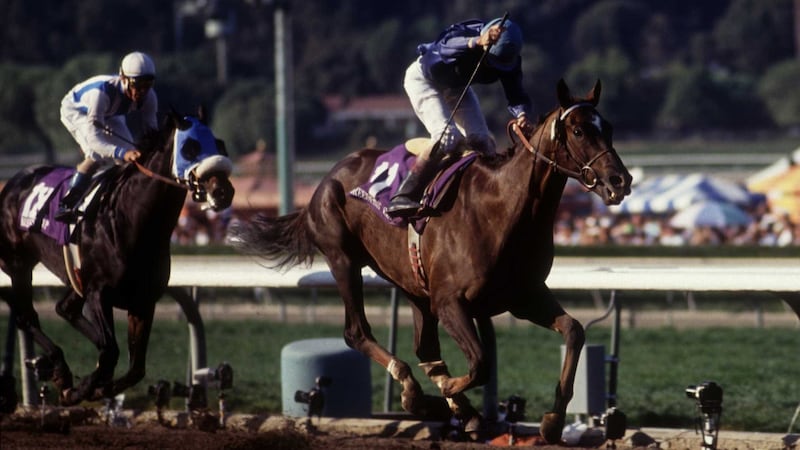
[[197, 105, 208, 125], [216, 139, 228, 156], [168, 106, 192, 130], [587, 79, 602, 106], [557, 78, 573, 108]]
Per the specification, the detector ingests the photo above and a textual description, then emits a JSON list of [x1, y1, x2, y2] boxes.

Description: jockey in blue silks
[[56, 51, 158, 223], [387, 18, 535, 217]]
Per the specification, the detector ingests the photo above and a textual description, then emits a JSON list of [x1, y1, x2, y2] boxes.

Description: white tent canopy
[[609, 173, 757, 215], [746, 146, 800, 187]]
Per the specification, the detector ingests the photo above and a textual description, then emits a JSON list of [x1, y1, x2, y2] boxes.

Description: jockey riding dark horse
[[0, 109, 234, 412]]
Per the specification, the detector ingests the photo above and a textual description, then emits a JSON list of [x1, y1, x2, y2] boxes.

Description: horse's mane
[[473, 111, 558, 170], [137, 118, 176, 156]]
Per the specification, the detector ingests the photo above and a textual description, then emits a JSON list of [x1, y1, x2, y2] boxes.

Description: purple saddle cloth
[[349, 143, 477, 230], [18, 168, 74, 245]]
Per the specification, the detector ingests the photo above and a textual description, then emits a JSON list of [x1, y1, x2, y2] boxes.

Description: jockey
[[387, 17, 534, 218], [56, 51, 158, 223]]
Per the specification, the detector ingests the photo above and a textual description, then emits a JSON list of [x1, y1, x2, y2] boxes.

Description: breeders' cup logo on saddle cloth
[[18, 168, 74, 245], [171, 116, 232, 183]]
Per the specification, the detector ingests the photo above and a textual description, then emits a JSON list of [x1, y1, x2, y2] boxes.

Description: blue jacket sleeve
[[499, 69, 533, 118], [421, 20, 483, 64]]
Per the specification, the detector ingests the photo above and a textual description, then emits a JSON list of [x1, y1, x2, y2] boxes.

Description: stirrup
[[54, 207, 80, 224], [386, 196, 421, 218]]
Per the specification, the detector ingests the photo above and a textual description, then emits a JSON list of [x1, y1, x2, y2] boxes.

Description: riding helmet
[[481, 18, 522, 71], [120, 52, 156, 80]]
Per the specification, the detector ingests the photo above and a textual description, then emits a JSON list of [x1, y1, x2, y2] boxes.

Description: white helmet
[[120, 52, 156, 79]]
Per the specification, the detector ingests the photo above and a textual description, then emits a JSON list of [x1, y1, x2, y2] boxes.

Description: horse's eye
[[573, 127, 583, 138], [181, 138, 201, 161]]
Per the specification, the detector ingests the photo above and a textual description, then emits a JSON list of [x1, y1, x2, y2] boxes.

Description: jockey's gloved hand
[[516, 114, 534, 134], [123, 149, 141, 163], [477, 23, 504, 47]]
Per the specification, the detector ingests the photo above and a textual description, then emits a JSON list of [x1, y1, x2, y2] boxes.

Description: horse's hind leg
[[326, 256, 429, 415], [410, 302, 482, 433], [432, 298, 488, 397], [509, 284, 585, 444], [56, 290, 100, 342], [3, 272, 75, 402]]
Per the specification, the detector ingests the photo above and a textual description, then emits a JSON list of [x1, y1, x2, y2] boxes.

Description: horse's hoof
[[59, 388, 81, 406], [419, 394, 451, 420], [0, 374, 18, 413], [463, 414, 483, 434], [539, 411, 565, 444], [463, 413, 486, 442]]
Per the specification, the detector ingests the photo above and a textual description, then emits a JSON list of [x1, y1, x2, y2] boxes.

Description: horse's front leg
[[63, 290, 120, 404], [510, 284, 585, 445], [106, 304, 155, 397]]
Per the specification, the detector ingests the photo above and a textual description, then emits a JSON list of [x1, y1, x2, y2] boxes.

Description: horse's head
[[168, 109, 235, 211], [515, 79, 631, 205]]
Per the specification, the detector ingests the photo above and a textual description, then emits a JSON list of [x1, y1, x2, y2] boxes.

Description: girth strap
[[407, 224, 429, 294]]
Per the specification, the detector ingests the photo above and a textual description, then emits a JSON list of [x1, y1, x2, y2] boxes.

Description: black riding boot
[[386, 157, 440, 218], [55, 172, 91, 223]]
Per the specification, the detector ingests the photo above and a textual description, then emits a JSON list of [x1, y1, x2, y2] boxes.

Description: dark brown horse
[[232, 79, 631, 443], [0, 110, 234, 411]]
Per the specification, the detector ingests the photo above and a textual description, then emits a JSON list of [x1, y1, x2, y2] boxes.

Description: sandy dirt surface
[[2, 406, 795, 450], [0, 408, 593, 450]]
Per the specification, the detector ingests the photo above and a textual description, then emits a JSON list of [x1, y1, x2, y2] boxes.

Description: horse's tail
[[229, 209, 316, 271]]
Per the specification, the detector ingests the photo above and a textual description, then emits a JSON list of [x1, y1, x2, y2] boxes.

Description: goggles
[[127, 75, 155, 90]]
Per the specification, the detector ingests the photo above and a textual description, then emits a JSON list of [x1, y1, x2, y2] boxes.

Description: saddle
[[18, 167, 111, 245], [349, 139, 478, 232]]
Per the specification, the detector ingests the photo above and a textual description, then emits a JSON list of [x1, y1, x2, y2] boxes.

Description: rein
[[94, 120, 188, 190], [510, 104, 610, 189], [133, 161, 188, 190]]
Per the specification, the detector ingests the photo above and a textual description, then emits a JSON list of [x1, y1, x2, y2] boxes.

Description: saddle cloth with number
[[348, 140, 477, 229], [18, 167, 106, 245], [18, 168, 73, 245]]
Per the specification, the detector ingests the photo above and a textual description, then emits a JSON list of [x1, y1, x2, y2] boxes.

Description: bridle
[[510, 103, 611, 189], [95, 119, 221, 201]]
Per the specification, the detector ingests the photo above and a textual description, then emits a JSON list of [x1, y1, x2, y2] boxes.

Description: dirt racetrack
[[2, 406, 796, 450], [0, 407, 587, 450]]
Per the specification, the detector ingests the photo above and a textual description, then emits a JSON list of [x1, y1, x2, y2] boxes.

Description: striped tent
[[609, 173, 758, 215]]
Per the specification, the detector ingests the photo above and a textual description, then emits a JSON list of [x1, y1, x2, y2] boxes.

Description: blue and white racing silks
[[60, 75, 157, 160]]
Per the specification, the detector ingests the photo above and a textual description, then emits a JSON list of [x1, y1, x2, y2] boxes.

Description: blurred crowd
[[554, 201, 800, 247], [171, 199, 800, 247]]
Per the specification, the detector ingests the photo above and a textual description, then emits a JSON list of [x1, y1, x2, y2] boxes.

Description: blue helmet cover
[[481, 18, 523, 71], [172, 117, 223, 180]]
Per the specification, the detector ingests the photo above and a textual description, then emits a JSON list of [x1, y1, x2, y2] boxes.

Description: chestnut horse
[[232, 79, 631, 443], [0, 110, 234, 412]]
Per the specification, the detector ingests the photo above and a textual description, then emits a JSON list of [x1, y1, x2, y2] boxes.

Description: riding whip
[[434, 11, 510, 149]]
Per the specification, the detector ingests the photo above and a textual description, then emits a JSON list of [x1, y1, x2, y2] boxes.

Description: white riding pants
[[403, 58, 494, 156]]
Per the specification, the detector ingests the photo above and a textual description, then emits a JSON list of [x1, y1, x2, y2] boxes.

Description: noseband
[[511, 103, 611, 189]]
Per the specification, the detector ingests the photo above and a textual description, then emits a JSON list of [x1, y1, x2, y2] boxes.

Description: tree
[[211, 79, 275, 158], [656, 65, 772, 132], [758, 59, 800, 128], [0, 64, 53, 157], [570, 0, 650, 65], [566, 48, 662, 132], [712, 0, 795, 75]]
